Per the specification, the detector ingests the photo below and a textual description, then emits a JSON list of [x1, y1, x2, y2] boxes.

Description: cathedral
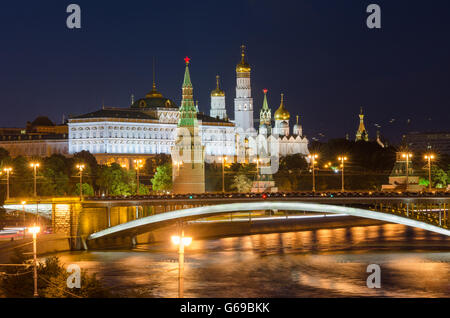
[[67, 46, 309, 168]]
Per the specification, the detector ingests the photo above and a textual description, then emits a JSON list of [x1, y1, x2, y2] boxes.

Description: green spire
[[183, 58, 192, 87], [262, 89, 269, 111], [178, 57, 198, 127], [260, 88, 271, 127]]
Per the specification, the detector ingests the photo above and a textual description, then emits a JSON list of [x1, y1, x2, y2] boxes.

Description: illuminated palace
[[64, 46, 309, 166]]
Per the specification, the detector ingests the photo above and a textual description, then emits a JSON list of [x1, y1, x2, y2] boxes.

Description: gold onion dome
[[274, 93, 290, 120], [211, 75, 225, 96], [236, 45, 251, 73]]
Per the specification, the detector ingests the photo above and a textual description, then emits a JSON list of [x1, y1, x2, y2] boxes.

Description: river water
[[54, 223, 450, 297]]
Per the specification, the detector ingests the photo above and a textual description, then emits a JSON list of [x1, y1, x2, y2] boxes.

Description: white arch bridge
[[87, 201, 450, 244]]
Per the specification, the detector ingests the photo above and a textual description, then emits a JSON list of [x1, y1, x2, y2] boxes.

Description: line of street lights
[[307, 151, 436, 192]]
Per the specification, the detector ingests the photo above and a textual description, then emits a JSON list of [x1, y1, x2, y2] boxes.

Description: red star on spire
[[263, 89, 268, 94], [184, 56, 190, 65]]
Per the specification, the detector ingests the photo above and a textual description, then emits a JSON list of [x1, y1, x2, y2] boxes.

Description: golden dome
[[145, 82, 163, 98], [236, 45, 251, 73], [274, 93, 290, 120], [211, 75, 225, 97]]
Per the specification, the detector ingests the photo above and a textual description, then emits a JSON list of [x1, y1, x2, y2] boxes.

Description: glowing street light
[[28, 225, 40, 297], [253, 157, 262, 182], [338, 156, 348, 192], [172, 230, 192, 298], [133, 159, 144, 195], [21, 201, 26, 238], [29, 162, 40, 197], [3, 167, 12, 200], [76, 164, 85, 200], [424, 154, 435, 192], [308, 153, 319, 192], [401, 153, 413, 191]]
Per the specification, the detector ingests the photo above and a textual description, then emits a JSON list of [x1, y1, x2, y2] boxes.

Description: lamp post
[[28, 225, 40, 298], [308, 154, 319, 192], [171, 230, 192, 298], [29, 163, 40, 197], [76, 164, 85, 200], [424, 154, 435, 191], [221, 156, 227, 193], [338, 156, 347, 192], [21, 201, 26, 238], [133, 159, 143, 195], [401, 153, 413, 191], [3, 167, 12, 200]]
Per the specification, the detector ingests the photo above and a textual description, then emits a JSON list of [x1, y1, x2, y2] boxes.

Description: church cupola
[[293, 115, 302, 136], [355, 107, 369, 141], [274, 93, 290, 136], [210, 75, 227, 120]]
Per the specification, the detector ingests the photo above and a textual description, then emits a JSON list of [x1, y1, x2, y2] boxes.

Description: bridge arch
[[87, 201, 450, 240]]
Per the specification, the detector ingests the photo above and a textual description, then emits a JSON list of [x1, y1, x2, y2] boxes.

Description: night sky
[[1, 0, 449, 143]]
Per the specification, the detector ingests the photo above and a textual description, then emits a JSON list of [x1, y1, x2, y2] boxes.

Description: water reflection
[[55, 224, 450, 297]]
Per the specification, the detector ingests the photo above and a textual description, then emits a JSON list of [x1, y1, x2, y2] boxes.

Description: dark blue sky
[[1, 0, 449, 143]]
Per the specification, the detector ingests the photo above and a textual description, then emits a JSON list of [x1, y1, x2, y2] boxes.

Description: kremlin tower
[[210, 75, 227, 120], [172, 57, 205, 194], [259, 89, 272, 135], [234, 45, 254, 135]]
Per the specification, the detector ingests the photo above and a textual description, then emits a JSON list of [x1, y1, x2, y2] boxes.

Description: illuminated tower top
[[355, 107, 369, 142], [178, 56, 198, 127]]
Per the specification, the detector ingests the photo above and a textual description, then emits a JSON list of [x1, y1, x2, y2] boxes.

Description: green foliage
[[419, 177, 429, 187], [230, 173, 253, 192], [431, 166, 448, 188], [11, 156, 33, 197], [74, 183, 94, 196], [151, 163, 172, 192], [145, 154, 171, 175], [96, 163, 134, 195], [0, 253, 110, 298]]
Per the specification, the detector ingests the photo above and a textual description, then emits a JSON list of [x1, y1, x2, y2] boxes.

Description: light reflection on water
[[55, 224, 450, 297]]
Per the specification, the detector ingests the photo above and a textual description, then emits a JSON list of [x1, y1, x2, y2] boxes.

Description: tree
[[96, 163, 133, 196], [431, 166, 448, 188], [231, 173, 253, 192], [151, 163, 172, 192], [145, 154, 171, 175], [0, 252, 110, 298], [74, 183, 94, 196], [40, 155, 71, 196]]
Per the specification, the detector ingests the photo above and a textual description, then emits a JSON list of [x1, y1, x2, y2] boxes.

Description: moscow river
[[54, 223, 450, 297]]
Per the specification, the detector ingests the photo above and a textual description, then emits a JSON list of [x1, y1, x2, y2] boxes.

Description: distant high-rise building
[[403, 131, 450, 154]]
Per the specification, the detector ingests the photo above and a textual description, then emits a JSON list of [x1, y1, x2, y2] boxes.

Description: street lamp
[[76, 164, 85, 200], [133, 159, 144, 195], [21, 201, 26, 238], [221, 156, 228, 193], [424, 154, 435, 191], [28, 225, 40, 297], [3, 167, 12, 200], [29, 162, 40, 197], [401, 153, 413, 191], [308, 154, 319, 192], [171, 230, 192, 298], [337, 156, 348, 192]]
